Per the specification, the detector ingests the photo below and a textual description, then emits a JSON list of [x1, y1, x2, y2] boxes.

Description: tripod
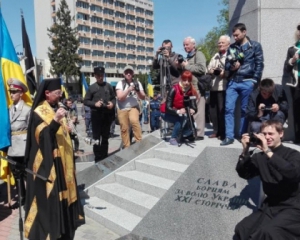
[[159, 55, 171, 139], [0, 156, 52, 240], [178, 96, 198, 147]]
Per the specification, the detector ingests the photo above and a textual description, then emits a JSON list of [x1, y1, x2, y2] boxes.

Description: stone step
[[84, 196, 142, 236], [94, 183, 159, 218], [115, 170, 175, 198], [135, 158, 189, 181], [153, 147, 200, 164]]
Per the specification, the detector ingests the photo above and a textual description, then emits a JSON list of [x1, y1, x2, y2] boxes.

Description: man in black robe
[[234, 119, 300, 239], [24, 78, 84, 240]]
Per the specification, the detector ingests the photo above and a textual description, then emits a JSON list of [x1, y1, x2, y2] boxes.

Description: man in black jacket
[[83, 67, 115, 162], [246, 78, 288, 133], [221, 23, 264, 146], [234, 120, 300, 239]]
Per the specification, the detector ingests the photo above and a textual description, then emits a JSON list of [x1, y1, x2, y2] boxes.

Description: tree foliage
[[197, 0, 229, 63], [47, 0, 82, 86]]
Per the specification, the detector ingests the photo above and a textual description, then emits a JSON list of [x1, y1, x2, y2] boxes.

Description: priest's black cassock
[[235, 144, 300, 240], [24, 79, 85, 240]]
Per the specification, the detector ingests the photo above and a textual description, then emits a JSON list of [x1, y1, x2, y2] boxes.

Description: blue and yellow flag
[[147, 74, 154, 97], [0, 10, 31, 185], [82, 73, 88, 98], [60, 76, 69, 99]]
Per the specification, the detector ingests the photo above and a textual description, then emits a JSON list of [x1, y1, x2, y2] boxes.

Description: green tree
[[197, 0, 229, 63], [47, 0, 82, 88]]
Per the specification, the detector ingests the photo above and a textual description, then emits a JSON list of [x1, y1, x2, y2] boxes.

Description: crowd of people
[[3, 21, 300, 239]]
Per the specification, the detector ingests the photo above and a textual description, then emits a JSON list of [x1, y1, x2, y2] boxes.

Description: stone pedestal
[[229, 0, 300, 141]]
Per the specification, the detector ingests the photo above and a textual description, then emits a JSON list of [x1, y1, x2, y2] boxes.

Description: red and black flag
[[22, 12, 36, 96]]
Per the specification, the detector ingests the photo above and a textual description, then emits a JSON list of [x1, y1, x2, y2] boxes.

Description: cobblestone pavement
[[0, 103, 151, 240]]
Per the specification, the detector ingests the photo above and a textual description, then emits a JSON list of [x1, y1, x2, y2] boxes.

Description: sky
[[1, 0, 225, 57]]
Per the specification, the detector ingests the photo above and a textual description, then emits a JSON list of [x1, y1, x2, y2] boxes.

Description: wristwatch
[[264, 148, 272, 154]]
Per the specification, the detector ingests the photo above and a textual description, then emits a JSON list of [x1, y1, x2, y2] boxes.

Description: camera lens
[[297, 25, 300, 31]]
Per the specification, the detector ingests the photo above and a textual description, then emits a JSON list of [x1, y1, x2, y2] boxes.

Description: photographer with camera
[[207, 35, 230, 140], [221, 23, 264, 146], [84, 67, 115, 162], [246, 78, 288, 133], [180, 36, 207, 140], [160, 70, 198, 145], [152, 39, 181, 87], [116, 65, 145, 148], [234, 120, 300, 239]]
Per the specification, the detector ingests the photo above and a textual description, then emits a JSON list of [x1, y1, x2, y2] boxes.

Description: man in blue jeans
[[221, 23, 264, 146]]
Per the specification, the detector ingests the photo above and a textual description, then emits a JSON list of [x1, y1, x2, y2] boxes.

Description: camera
[[213, 68, 222, 76], [261, 106, 272, 111], [249, 132, 261, 145], [100, 99, 108, 108], [159, 46, 170, 56], [177, 54, 185, 64], [227, 51, 244, 65], [130, 81, 140, 92]]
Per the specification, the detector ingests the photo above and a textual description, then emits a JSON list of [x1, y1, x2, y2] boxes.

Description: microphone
[[58, 102, 68, 110]]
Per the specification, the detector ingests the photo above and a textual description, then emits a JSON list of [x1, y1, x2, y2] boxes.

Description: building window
[[76, 2, 89, 9], [82, 60, 91, 67], [79, 49, 91, 55], [146, 10, 153, 16], [92, 27, 103, 34], [126, 4, 135, 11], [91, 16, 102, 23], [115, 11, 125, 18], [91, 5, 102, 12], [92, 39, 103, 45], [115, 1, 125, 8], [79, 37, 91, 45]]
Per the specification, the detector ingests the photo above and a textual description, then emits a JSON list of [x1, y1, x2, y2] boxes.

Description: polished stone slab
[[132, 147, 261, 240]]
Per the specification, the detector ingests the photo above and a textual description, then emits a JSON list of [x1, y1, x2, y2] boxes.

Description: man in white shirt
[[116, 65, 145, 148]]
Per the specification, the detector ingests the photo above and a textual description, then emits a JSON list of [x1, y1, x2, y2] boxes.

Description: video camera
[[249, 132, 262, 145]]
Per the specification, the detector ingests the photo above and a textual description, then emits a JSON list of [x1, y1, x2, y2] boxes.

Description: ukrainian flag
[[147, 74, 154, 97], [60, 76, 69, 99], [82, 72, 88, 98], [0, 10, 31, 185]]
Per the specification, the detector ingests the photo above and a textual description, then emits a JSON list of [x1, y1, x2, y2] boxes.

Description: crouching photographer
[[160, 70, 198, 145], [235, 120, 300, 239], [246, 78, 288, 133]]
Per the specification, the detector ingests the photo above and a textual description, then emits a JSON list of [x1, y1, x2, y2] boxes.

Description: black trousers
[[8, 156, 26, 200], [209, 91, 225, 139], [234, 205, 300, 240], [290, 86, 300, 143], [91, 112, 113, 162]]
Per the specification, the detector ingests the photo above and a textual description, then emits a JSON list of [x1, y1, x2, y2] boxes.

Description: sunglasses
[[9, 90, 21, 94], [298, 25, 300, 31]]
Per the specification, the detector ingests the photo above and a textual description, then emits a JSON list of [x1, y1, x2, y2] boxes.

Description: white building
[[34, 0, 154, 87]]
